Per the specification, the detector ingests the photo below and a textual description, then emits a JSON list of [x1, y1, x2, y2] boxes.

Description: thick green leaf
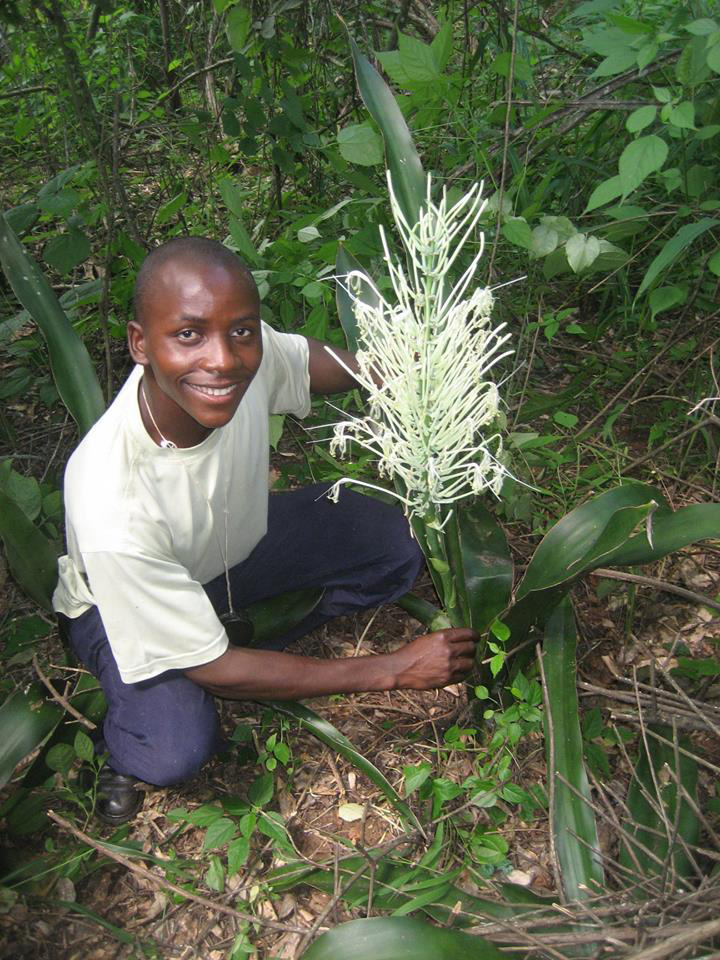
[[636, 218, 719, 297], [0, 684, 63, 788], [543, 599, 604, 901], [4, 202, 39, 236], [602, 503, 720, 567], [335, 245, 379, 353], [301, 917, 505, 960], [517, 485, 661, 600], [619, 726, 699, 887], [505, 485, 662, 644], [0, 489, 59, 610], [267, 700, 421, 832], [457, 501, 513, 634], [505, 488, 720, 647], [348, 34, 426, 227], [0, 213, 105, 435], [246, 588, 324, 646]]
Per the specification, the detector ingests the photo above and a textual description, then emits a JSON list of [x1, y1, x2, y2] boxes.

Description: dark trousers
[[61, 485, 423, 786]]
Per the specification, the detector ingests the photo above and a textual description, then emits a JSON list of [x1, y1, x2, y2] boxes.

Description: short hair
[[133, 237, 256, 324]]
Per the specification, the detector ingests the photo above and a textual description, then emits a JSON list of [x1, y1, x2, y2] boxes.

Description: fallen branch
[[590, 568, 720, 615], [33, 654, 96, 731], [622, 916, 720, 960]]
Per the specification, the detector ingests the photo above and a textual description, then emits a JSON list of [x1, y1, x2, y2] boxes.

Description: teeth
[[190, 384, 236, 397]]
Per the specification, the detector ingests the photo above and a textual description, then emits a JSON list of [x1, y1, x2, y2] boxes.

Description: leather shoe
[[94, 765, 144, 825]]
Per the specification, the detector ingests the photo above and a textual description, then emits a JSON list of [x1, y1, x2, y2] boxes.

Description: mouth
[[186, 382, 241, 398]]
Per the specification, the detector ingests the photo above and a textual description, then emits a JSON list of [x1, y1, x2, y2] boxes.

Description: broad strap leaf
[[300, 916, 506, 959], [347, 34, 426, 228], [543, 598, 604, 901], [335, 245, 379, 353], [619, 726, 699, 888], [0, 489, 59, 610], [0, 685, 63, 788], [457, 501, 513, 633], [0, 213, 105, 435]]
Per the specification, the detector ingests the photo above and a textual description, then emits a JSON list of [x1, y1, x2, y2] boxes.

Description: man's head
[[128, 237, 263, 448]]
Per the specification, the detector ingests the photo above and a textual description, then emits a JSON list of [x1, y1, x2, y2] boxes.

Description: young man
[[53, 237, 477, 824]]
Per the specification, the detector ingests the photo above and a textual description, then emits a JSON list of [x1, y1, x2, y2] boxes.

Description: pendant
[[221, 609, 255, 647], [160, 439, 177, 450]]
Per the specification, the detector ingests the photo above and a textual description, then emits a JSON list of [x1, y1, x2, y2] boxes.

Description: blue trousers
[[60, 485, 423, 786]]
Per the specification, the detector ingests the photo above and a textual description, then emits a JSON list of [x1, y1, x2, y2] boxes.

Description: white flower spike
[[328, 173, 513, 522]]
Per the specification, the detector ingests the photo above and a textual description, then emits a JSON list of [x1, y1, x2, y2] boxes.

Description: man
[[53, 237, 477, 824]]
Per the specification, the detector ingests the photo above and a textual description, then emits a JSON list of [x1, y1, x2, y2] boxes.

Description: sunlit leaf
[[585, 176, 623, 212], [619, 136, 668, 198], [337, 123, 384, 166]]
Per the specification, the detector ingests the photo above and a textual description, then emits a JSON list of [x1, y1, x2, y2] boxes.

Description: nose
[[202, 334, 237, 375]]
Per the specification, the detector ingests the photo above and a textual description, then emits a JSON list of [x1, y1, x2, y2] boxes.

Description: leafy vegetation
[[1, 1, 719, 957]]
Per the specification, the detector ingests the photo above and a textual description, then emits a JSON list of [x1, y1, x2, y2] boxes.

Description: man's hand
[[389, 628, 478, 690]]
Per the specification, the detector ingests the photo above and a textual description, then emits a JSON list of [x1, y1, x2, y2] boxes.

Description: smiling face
[[127, 256, 263, 448]]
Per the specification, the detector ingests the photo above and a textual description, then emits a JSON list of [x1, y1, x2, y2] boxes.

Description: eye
[[233, 324, 257, 339], [177, 329, 198, 341]]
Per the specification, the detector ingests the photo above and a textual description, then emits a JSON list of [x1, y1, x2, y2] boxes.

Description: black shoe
[[94, 765, 144, 825]]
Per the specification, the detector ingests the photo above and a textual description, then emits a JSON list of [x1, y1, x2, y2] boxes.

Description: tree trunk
[[158, 0, 182, 111]]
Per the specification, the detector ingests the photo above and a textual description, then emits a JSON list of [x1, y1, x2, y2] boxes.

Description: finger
[[450, 641, 476, 658], [451, 661, 474, 678], [447, 628, 479, 644]]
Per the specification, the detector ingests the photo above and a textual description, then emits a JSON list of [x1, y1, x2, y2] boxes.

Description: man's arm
[[306, 337, 361, 394], [185, 627, 477, 700]]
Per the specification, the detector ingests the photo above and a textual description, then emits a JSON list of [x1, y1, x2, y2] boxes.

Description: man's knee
[[141, 731, 218, 786], [376, 505, 424, 580], [104, 690, 221, 787]]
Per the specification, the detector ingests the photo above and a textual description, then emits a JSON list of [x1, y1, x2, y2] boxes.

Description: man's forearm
[[306, 337, 360, 394], [184, 628, 477, 699], [185, 646, 397, 700]]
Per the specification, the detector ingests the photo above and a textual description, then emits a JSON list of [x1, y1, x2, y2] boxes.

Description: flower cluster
[[328, 173, 513, 522]]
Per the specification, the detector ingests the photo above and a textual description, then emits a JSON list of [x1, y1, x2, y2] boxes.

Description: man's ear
[[127, 320, 149, 365]]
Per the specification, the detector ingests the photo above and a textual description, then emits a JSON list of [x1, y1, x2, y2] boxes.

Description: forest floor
[[1, 347, 720, 960], [2, 538, 719, 959]]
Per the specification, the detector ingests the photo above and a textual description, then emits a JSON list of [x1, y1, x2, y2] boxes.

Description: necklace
[[216, 477, 254, 646], [139, 378, 253, 643], [140, 380, 177, 449]]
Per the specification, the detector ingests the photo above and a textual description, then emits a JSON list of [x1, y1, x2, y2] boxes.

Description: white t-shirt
[[53, 323, 311, 684]]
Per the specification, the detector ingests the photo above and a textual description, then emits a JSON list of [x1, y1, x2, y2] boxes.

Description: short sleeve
[[261, 323, 311, 417], [83, 550, 229, 683]]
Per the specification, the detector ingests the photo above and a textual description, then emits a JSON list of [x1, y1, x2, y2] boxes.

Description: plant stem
[[422, 516, 464, 626]]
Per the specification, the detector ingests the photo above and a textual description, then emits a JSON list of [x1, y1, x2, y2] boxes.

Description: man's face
[[128, 258, 263, 447]]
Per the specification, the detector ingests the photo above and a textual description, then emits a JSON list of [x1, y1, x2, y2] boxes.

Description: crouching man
[[53, 237, 477, 824]]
